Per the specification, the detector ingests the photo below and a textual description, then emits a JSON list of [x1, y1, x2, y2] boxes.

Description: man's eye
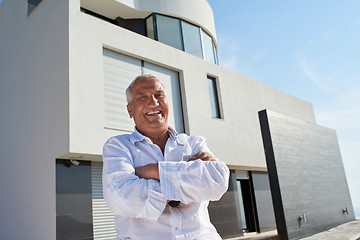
[[137, 96, 146, 101]]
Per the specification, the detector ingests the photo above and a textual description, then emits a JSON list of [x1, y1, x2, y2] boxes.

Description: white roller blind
[[91, 162, 116, 240], [103, 49, 141, 132]]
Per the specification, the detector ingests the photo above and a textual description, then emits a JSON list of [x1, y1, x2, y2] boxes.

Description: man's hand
[[135, 163, 160, 181], [188, 152, 217, 162]]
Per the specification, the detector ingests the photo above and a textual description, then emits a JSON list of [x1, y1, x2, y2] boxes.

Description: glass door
[[236, 179, 259, 233]]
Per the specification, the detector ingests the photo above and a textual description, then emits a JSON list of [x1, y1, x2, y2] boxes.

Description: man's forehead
[[132, 77, 165, 91]]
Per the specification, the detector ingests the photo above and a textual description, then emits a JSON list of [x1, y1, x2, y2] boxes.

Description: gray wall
[[260, 110, 354, 239], [0, 0, 69, 239]]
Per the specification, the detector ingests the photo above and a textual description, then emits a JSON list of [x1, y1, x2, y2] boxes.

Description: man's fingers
[[189, 152, 206, 161], [188, 152, 201, 161], [188, 152, 217, 161]]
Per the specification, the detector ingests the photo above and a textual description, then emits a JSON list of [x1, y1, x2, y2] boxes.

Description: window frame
[[207, 75, 223, 119], [152, 13, 185, 51], [181, 21, 204, 58]]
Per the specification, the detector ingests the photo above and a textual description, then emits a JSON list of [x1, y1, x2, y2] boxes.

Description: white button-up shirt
[[102, 128, 230, 240]]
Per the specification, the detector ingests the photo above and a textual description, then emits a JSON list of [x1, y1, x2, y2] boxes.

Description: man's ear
[[127, 105, 133, 118]]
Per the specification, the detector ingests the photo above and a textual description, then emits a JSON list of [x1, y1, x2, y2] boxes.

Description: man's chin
[[136, 119, 168, 129], [149, 120, 169, 129]]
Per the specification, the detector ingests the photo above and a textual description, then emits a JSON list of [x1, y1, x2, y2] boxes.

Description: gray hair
[[126, 74, 163, 104]]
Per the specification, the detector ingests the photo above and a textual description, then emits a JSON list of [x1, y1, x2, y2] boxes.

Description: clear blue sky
[[207, 0, 360, 218]]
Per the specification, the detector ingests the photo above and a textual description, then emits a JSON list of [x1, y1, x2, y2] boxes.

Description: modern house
[[0, 0, 355, 239]]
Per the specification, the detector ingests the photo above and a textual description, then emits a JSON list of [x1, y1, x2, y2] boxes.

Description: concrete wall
[[260, 110, 354, 239], [67, 0, 315, 170], [0, 0, 69, 239]]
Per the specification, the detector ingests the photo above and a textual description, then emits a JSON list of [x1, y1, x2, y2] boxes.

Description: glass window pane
[[202, 31, 215, 63], [56, 160, 93, 240], [146, 16, 155, 39], [143, 62, 185, 133], [236, 180, 247, 230], [213, 42, 219, 64], [208, 76, 221, 118], [208, 170, 243, 238], [181, 21, 203, 58], [252, 172, 276, 231], [156, 15, 183, 50]]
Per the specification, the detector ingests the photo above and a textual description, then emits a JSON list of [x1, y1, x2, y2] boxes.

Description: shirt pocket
[[131, 147, 156, 168]]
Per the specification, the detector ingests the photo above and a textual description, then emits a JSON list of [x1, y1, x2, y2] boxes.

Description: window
[[207, 76, 221, 118], [27, 0, 42, 16], [114, 17, 146, 35], [56, 160, 93, 240], [251, 172, 276, 232], [103, 49, 185, 133], [155, 15, 183, 51], [144, 13, 218, 64], [181, 21, 203, 58], [56, 160, 117, 240], [146, 15, 155, 39], [209, 170, 276, 238], [143, 62, 185, 133], [82, 10, 219, 64], [202, 30, 217, 64], [208, 170, 243, 238]]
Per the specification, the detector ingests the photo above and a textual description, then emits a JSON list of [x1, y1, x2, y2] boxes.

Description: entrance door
[[236, 179, 259, 233]]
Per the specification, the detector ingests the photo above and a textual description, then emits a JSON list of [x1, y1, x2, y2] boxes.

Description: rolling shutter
[[103, 49, 141, 132], [91, 162, 116, 239]]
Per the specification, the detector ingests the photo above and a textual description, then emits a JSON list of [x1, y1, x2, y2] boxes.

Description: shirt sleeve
[[102, 138, 167, 221], [158, 136, 230, 204]]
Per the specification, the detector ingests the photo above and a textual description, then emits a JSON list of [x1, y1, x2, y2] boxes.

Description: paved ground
[[226, 219, 360, 240], [300, 219, 360, 240]]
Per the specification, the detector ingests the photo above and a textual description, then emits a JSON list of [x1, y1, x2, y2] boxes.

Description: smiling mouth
[[145, 110, 162, 116]]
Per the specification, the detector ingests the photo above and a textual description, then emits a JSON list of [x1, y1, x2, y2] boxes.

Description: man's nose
[[147, 95, 159, 107]]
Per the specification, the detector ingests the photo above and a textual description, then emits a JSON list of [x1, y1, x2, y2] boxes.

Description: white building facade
[[0, 0, 354, 239]]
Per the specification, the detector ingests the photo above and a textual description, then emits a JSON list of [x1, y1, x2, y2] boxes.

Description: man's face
[[127, 77, 169, 133]]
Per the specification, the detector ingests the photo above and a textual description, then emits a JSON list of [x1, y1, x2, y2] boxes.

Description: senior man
[[102, 74, 229, 240]]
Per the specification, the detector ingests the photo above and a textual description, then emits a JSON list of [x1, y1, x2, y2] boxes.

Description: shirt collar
[[129, 127, 147, 145], [129, 126, 185, 146]]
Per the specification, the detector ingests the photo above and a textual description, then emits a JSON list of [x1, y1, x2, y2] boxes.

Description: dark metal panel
[[258, 110, 289, 240]]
